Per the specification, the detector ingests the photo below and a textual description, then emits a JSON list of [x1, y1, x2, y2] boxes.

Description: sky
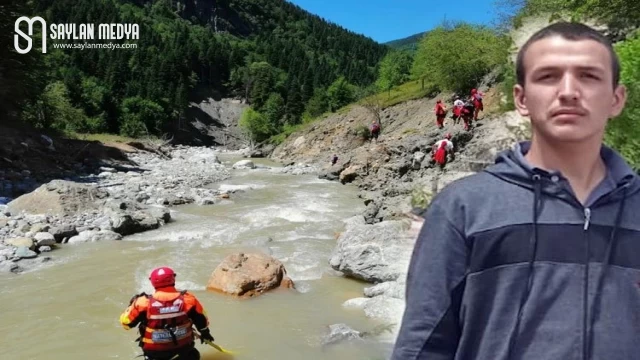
[[288, 0, 501, 44]]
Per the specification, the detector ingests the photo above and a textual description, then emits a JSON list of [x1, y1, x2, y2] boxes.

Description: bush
[[411, 23, 511, 93], [354, 124, 371, 140], [327, 76, 357, 112], [605, 32, 640, 170], [411, 186, 433, 210], [500, 62, 517, 111], [239, 107, 274, 143]]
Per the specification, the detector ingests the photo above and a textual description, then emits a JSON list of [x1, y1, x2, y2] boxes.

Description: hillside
[[269, 81, 530, 221], [3, 0, 388, 143], [384, 31, 426, 52]]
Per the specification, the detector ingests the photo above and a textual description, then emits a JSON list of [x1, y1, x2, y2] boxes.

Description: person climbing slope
[[434, 100, 447, 128], [471, 88, 484, 120], [432, 133, 454, 168]]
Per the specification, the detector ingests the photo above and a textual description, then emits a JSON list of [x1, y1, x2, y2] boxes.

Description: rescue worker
[[432, 133, 454, 169], [452, 96, 464, 125], [471, 88, 484, 120], [370, 120, 381, 142], [120, 267, 214, 360], [461, 99, 475, 131], [434, 100, 447, 128]]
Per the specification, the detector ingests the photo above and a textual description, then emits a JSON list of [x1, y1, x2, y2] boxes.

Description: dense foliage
[[411, 23, 511, 93], [2, 0, 387, 138], [606, 33, 640, 169], [384, 32, 426, 53]]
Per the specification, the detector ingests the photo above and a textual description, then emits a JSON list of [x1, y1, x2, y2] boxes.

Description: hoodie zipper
[[582, 207, 591, 360]]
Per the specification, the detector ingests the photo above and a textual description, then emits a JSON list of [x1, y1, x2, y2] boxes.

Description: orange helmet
[[445, 133, 452, 139], [149, 267, 176, 289]]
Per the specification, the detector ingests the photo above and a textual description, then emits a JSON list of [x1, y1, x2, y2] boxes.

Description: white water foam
[[218, 183, 267, 192], [293, 281, 312, 293], [242, 205, 332, 226], [175, 280, 206, 291]]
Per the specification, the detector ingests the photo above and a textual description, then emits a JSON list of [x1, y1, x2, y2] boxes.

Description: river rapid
[[0, 153, 394, 360]]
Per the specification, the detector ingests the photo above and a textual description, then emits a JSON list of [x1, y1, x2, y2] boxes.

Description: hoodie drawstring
[[507, 177, 628, 360], [585, 186, 628, 359], [507, 174, 543, 359]]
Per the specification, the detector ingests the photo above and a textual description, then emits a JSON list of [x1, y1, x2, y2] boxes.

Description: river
[[0, 154, 394, 360]]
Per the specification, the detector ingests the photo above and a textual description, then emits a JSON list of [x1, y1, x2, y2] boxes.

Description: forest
[[1, 0, 638, 167], [2, 0, 387, 138]]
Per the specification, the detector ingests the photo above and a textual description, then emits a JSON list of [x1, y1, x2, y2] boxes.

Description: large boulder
[[329, 216, 417, 283], [110, 210, 160, 236], [8, 180, 108, 216], [67, 230, 122, 243], [339, 165, 361, 184], [4, 237, 35, 250], [206, 252, 295, 298], [232, 160, 255, 169]]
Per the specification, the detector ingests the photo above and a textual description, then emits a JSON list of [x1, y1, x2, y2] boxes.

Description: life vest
[[140, 291, 194, 352], [434, 141, 448, 165], [435, 104, 445, 116], [371, 123, 380, 132]]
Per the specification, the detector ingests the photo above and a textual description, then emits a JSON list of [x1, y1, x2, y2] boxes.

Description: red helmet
[[471, 88, 477, 94], [445, 133, 452, 139], [149, 267, 176, 288]]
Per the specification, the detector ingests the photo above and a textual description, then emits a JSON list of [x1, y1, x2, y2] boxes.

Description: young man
[[391, 22, 636, 360], [120, 267, 214, 360]]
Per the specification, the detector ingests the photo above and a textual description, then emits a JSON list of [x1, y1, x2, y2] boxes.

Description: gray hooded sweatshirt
[[391, 141, 640, 360]]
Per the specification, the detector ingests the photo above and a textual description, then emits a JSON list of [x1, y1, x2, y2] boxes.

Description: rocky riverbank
[[0, 145, 234, 274], [268, 89, 531, 340]]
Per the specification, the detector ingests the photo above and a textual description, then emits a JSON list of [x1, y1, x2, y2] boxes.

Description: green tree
[[21, 81, 87, 133], [411, 24, 510, 93], [304, 87, 329, 118], [238, 107, 274, 142], [263, 93, 285, 129], [0, 2, 47, 123], [605, 33, 640, 169], [375, 50, 413, 96], [326, 76, 356, 112], [119, 97, 166, 137], [80, 77, 108, 117]]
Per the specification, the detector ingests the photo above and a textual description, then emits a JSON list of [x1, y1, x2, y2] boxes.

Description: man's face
[[514, 36, 626, 144]]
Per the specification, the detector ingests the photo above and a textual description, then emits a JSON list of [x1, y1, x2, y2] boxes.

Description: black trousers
[[144, 347, 200, 360]]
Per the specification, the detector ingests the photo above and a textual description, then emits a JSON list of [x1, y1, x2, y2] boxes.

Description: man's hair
[[516, 22, 620, 87]]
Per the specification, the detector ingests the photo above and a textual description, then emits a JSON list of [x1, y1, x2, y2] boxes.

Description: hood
[[485, 141, 638, 206]]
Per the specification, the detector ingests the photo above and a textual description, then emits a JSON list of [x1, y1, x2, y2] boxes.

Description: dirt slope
[[270, 85, 529, 222]]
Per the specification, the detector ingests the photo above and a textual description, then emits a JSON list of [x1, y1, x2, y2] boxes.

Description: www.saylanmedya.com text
[[14, 17, 140, 54], [51, 42, 137, 50]]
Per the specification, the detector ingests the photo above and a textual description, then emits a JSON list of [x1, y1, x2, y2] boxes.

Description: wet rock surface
[[0, 145, 231, 273]]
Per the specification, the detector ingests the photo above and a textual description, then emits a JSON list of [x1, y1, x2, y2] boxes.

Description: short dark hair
[[515, 22, 620, 87]]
